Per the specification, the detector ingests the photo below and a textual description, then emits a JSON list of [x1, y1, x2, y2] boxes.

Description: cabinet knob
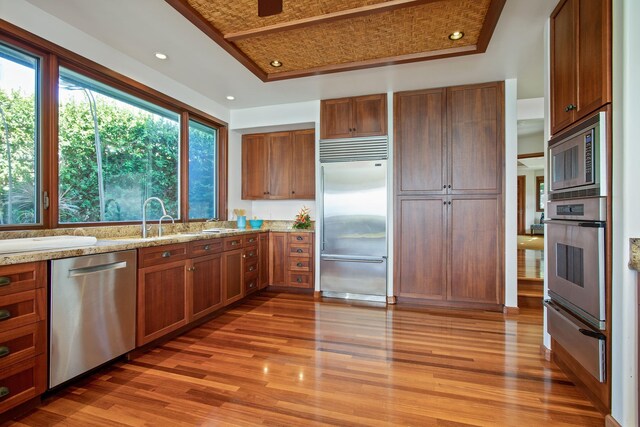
[[0, 387, 9, 398], [296, 248, 303, 253], [448, 185, 451, 189], [448, 201, 452, 205], [443, 185, 446, 189], [231, 241, 238, 246], [565, 104, 577, 112], [291, 191, 295, 194], [296, 277, 302, 283], [0, 276, 10, 287], [187, 266, 196, 272], [0, 309, 11, 321], [249, 281, 255, 288], [204, 245, 210, 251], [249, 266, 255, 272], [0, 346, 10, 358], [297, 262, 304, 267], [161, 251, 171, 258], [242, 254, 246, 258], [296, 236, 303, 241]]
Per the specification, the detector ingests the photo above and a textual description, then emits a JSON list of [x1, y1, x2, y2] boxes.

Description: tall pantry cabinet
[[394, 82, 504, 310]]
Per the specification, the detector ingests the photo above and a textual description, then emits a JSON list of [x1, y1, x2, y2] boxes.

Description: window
[[188, 119, 217, 220], [58, 67, 180, 223], [0, 43, 40, 226], [536, 176, 544, 212]]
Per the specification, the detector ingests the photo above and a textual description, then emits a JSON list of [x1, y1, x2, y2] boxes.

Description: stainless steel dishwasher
[[50, 250, 136, 388]]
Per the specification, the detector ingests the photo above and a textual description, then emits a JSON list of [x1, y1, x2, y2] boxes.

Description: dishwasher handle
[[68, 261, 128, 277]]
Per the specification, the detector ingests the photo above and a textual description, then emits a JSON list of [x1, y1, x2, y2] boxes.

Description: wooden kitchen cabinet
[[321, 94, 387, 139], [550, 0, 611, 135], [242, 129, 315, 200], [287, 233, 314, 289], [137, 246, 188, 346], [222, 246, 244, 305], [243, 234, 259, 295], [188, 252, 223, 322], [0, 262, 47, 414], [269, 232, 288, 286], [259, 233, 269, 289]]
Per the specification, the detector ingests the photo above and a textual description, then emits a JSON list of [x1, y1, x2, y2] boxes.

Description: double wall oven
[[544, 111, 607, 382]]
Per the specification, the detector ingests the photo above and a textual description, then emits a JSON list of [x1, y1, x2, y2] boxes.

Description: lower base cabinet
[[269, 232, 314, 289], [189, 253, 223, 322], [222, 248, 243, 305]]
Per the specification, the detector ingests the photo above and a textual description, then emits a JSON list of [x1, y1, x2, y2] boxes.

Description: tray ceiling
[[166, 0, 506, 81]]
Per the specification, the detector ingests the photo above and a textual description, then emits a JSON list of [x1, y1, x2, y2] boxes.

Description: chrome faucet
[[142, 197, 168, 238]]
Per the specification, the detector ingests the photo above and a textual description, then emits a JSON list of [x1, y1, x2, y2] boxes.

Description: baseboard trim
[[313, 291, 322, 300], [540, 344, 551, 361], [503, 306, 520, 315], [605, 414, 622, 427], [386, 296, 397, 305]]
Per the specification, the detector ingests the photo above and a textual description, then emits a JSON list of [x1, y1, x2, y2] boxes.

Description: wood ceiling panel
[[167, 0, 505, 81]]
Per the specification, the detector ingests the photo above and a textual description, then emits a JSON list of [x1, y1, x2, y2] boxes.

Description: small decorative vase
[[236, 215, 246, 229]]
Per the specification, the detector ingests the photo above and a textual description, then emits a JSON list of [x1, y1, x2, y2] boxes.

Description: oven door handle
[[578, 222, 605, 228], [545, 219, 605, 228], [579, 328, 606, 340]]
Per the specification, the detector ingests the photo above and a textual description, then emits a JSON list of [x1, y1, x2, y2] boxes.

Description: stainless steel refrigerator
[[320, 158, 388, 300]]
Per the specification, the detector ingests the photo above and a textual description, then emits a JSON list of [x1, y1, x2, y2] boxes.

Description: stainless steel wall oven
[[544, 111, 607, 382]]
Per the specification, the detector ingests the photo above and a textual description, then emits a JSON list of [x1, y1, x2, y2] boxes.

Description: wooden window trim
[[0, 18, 229, 228]]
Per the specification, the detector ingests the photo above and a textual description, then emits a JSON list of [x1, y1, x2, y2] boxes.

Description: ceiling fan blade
[[258, 0, 283, 17]]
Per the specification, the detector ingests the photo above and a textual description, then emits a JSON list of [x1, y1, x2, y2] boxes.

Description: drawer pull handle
[[204, 245, 210, 251], [162, 251, 171, 258], [0, 277, 10, 287], [0, 387, 9, 398], [249, 266, 255, 272], [297, 262, 304, 267], [296, 249, 303, 253], [296, 277, 302, 283], [249, 238, 255, 242], [231, 241, 239, 246], [296, 236, 303, 241], [249, 282, 255, 288], [0, 346, 9, 358], [0, 310, 10, 321], [248, 252, 255, 257]]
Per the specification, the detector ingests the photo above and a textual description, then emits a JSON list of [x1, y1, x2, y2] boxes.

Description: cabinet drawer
[[0, 289, 44, 333], [243, 247, 258, 260], [244, 259, 258, 275], [244, 272, 259, 294], [0, 354, 46, 414], [188, 239, 222, 257], [0, 323, 44, 370], [289, 258, 311, 271], [138, 244, 187, 268], [243, 234, 259, 248], [288, 272, 312, 288], [289, 244, 311, 257], [0, 262, 46, 297], [289, 233, 312, 244], [223, 236, 243, 251]]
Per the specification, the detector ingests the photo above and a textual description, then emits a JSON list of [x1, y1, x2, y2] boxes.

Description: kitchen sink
[[0, 235, 98, 254]]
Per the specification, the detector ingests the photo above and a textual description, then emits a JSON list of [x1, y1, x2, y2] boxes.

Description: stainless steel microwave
[[548, 112, 606, 197]]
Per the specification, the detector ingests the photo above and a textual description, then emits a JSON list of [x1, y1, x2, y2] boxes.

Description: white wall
[[611, 0, 639, 424], [504, 79, 518, 308], [517, 132, 545, 155], [1, 0, 230, 122]]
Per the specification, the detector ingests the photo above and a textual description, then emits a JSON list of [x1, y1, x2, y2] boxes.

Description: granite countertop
[[0, 223, 315, 266], [630, 238, 640, 271]]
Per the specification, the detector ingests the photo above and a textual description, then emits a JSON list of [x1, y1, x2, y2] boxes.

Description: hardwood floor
[[9, 292, 603, 426]]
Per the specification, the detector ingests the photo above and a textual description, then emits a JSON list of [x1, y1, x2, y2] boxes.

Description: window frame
[[0, 20, 228, 229], [536, 175, 544, 212]]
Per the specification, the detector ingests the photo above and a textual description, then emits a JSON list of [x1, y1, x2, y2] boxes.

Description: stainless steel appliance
[[545, 111, 607, 382], [50, 250, 137, 388], [319, 137, 388, 301]]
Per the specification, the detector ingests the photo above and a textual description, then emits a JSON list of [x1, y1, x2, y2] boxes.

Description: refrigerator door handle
[[321, 255, 386, 264], [320, 165, 325, 252]]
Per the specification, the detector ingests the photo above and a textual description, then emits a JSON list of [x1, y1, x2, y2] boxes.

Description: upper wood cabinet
[[242, 129, 315, 200], [394, 82, 503, 196], [550, 0, 611, 135], [320, 94, 387, 139]]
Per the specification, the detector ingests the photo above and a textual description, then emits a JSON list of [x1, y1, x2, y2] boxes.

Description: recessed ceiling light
[[448, 31, 464, 41], [154, 52, 168, 60], [226, 95, 235, 100], [270, 60, 283, 68]]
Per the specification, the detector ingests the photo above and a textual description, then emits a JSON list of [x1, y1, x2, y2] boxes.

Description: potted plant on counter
[[292, 206, 312, 229]]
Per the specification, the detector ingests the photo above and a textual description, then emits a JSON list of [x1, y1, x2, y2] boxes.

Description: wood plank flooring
[[9, 292, 603, 426]]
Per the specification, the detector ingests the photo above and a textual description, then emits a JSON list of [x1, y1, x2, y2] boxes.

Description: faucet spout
[[142, 197, 169, 238]]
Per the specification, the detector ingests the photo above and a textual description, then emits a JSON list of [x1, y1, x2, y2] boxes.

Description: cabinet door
[[576, 0, 611, 121], [291, 129, 316, 199], [353, 94, 387, 137], [259, 233, 269, 289], [448, 83, 503, 194], [222, 249, 243, 305], [268, 132, 293, 199], [189, 253, 222, 321], [550, 0, 577, 135], [395, 198, 447, 300], [242, 133, 268, 199], [137, 261, 187, 346], [320, 97, 353, 139], [448, 197, 502, 305], [270, 232, 287, 286], [394, 89, 446, 194]]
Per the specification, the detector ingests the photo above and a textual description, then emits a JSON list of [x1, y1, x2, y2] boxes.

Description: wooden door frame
[[517, 175, 526, 235]]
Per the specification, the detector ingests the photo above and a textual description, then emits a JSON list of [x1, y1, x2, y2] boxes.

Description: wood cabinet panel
[[320, 97, 353, 139], [448, 197, 502, 304], [137, 260, 187, 346], [289, 243, 311, 258], [0, 321, 43, 371], [259, 234, 269, 289], [138, 244, 188, 269], [394, 89, 446, 194], [243, 234, 259, 248], [448, 83, 502, 194], [189, 253, 222, 321], [353, 94, 387, 137], [268, 132, 293, 199], [222, 249, 243, 304], [242, 133, 268, 199], [291, 130, 316, 199], [0, 262, 45, 297], [223, 236, 243, 251], [288, 258, 311, 271], [188, 239, 222, 257], [288, 272, 312, 288], [396, 198, 447, 300], [0, 290, 44, 332], [0, 354, 46, 414], [551, 0, 577, 134], [270, 233, 288, 286]]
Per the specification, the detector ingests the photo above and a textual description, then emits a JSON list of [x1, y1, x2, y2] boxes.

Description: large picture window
[[58, 68, 180, 223], [188, 119, 217, 220], [0, 43, 40, 226]]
